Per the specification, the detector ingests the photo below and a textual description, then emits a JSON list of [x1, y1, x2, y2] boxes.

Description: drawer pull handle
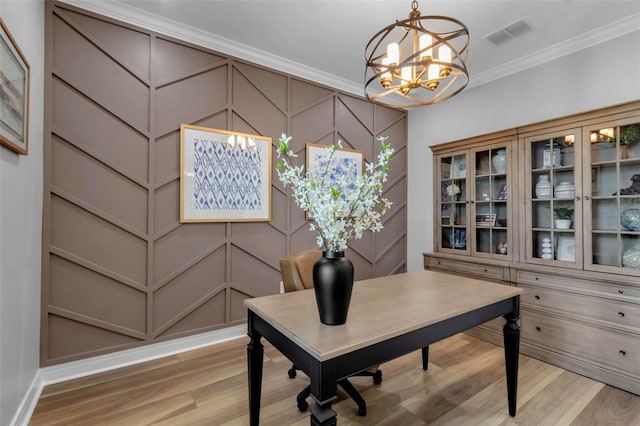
[[535, 326, 541, 332], [437, 261, 441, 265], [484, 269, 488, 272], [618, 289, 624, 294], [618, 312, 625, 317], [535, 277, 539, 281], [534, 295, 540, 300], [620, 350, 626, 356]]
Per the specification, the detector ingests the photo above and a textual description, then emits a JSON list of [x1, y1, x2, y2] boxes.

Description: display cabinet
[[426, 101, 640, 395], [522, 127, 584, 269], [434, 132, 516, 260], [584, 118, 640, 275]]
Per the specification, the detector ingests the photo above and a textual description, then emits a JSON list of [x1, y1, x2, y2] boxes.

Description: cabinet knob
[[483, 268, 488, 272], [618, 312, 625, 317], [437, 261, 441, 265], [535, 326, 541, 332], [575, 196, 580, 201], [535, 277, 539, 281], [620, 350, 626, 356], [618, 289, 624, 294], [584, 195, 590, 200], [534, 295, 540, 300]]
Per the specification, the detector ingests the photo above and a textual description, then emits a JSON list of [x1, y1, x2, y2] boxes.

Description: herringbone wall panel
[[42, 2, 407, 365]]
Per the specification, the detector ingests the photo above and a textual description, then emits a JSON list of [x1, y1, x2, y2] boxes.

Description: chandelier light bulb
[[419, 34, 433, 61], [387, 42, 400, 65]]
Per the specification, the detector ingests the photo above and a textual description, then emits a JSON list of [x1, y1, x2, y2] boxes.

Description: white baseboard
[[11, 324, 246, 426]]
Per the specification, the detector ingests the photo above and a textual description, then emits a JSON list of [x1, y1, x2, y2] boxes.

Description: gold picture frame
[[0, 19, 30, 155], [180, 124, 272, 222]]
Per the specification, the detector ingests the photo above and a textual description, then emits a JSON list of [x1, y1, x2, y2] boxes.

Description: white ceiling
[[66, 0, 640, 95]]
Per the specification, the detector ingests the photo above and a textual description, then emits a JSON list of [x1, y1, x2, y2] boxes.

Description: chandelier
[[364, 0, 470, 109]]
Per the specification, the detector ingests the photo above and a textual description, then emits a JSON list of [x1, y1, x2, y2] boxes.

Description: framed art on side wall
[[180, 124, 272, 222], [0, 19, 30, 155]]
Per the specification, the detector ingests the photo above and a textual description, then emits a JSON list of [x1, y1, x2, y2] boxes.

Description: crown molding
[[59, 1, 639, 99], [58, 0, 363, 96], [470, 12, 640, 88]]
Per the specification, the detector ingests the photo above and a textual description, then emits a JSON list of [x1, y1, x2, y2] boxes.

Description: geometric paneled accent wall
[[42, 2, 407, 365]]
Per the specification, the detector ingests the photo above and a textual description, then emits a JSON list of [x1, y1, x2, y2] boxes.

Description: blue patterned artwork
[[312, 152, 360, 193], [180, 125, 271, 222], [306, 143, 364, 218], [193, 140, 262, 210]]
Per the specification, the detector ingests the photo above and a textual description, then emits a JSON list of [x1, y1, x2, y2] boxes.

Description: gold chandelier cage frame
[[364, 1, 470, 109]]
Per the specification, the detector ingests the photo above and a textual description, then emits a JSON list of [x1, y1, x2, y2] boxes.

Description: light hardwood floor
[[30, 333, 640, 425]]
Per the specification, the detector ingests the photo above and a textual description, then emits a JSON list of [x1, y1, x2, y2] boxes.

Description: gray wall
[[41, 2, 407, 366], [407, 30, 640, 271], [0, 0, 44, 425]]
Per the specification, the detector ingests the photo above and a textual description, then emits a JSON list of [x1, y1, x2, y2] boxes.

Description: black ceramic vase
[[312, 251, 354, 325]]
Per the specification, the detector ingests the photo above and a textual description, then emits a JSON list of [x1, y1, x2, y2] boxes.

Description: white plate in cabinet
[[426, 258, 506, 282], [516, 270, 640, 300], [522, 310, 640, 377], [520, 284, 640, 332]]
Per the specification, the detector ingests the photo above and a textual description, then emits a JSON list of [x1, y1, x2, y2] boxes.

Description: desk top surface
[[245, 269, 522, 361]]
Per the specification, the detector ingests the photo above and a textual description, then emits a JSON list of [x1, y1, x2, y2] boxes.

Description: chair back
[[279, 250, 322, 292]]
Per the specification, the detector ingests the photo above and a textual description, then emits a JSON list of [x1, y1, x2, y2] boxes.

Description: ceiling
[[67, 0, 640, 95]]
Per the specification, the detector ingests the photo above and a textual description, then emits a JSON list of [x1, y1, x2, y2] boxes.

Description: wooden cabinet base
[[425, 253, 640, 396]]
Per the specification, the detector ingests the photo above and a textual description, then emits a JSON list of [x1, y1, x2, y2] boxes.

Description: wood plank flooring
[[30, 333, 640, 425]]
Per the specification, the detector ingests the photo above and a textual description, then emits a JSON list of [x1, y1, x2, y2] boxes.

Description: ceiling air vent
[[485, 18, 533, 45]]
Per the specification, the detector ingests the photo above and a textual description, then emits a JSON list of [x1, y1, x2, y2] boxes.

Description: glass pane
[[531, 136, 572, 170], [552, 199, 575, 230], [475, 150, 491, 176], [620, 163, 640, 195], [591, 163, 617, 197], [451, 154, 466, 179], [532, 200, 552, 229], [440, 156, 452, 180], [622, 234, 640, 269], [475, 176, 492, 201], [620, 123, 640, 161], [476, 228, 491, 254], [533, 231, 553, 260], [592, 198, 619, 231], [555, 234, 576, 262], [593, 233, 620, 267], [441, 227, 454, 249], [494, 229, 508, 255], [590, 127, 616, 163]]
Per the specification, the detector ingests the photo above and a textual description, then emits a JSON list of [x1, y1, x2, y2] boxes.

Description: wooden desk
[[245, 270, 523, 425]]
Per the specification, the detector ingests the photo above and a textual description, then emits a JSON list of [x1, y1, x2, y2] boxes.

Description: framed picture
[[497, 184, 508, 200], [0, 19, 30, 155], [180, 124, 272, 222], [306, 143, 364, 218], [556, 236, 576, 262], [476, 213, 496, 226]]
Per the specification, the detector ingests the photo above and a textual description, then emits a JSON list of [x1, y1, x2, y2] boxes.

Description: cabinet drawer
[[522, 310, 640, 376], [426, 258, 506, 282], [520, 284, 640, 331], [516, 270, 640, 300]]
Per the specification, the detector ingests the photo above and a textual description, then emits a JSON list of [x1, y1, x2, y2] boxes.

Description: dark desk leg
[[247, 314, 264, 426], [503, 296, 520, 417], [310, 398, 337, 426], [421, 346, 429, 371]]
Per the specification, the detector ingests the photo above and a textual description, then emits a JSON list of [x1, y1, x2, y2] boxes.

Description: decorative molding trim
[[470, 13, 640, 88], [10, 325, 246, 426], [59, 1, 640, 98], [57, 0, 362, 95]]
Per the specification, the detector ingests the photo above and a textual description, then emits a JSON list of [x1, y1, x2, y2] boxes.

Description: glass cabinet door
[[525, 129, 582, 267], [585, 120, 640, 274], [471, 145, 511, 258], [437, 152, 469, 254]]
